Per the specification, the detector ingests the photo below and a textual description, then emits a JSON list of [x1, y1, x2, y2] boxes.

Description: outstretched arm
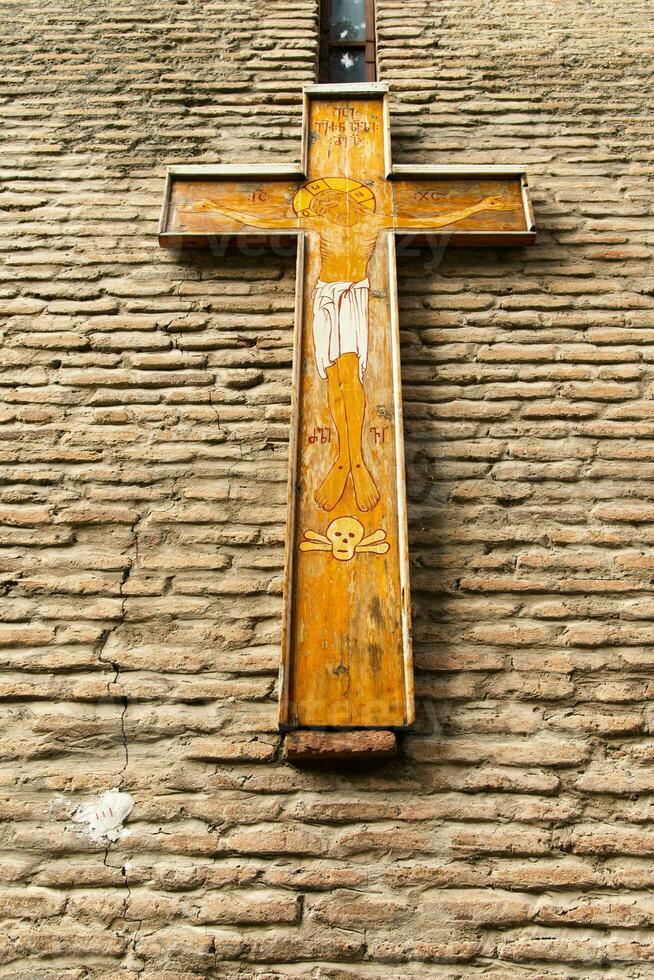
[[390, 195, 518, 230], [189, 199, 301, 230]]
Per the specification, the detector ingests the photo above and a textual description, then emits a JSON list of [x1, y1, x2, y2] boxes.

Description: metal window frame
[[319, 0, 377, 83]]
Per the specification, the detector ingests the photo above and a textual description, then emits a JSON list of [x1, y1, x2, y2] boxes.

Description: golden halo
[[292, 176, 376, 218]]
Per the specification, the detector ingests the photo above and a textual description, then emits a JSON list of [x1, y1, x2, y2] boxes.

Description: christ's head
[[310, 189, 372, 227]]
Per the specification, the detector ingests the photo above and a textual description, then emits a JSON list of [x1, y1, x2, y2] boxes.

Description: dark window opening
[[319, 0, 376, 83]]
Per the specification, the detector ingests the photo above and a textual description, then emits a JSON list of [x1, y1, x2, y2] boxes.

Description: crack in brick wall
[[1, 0, 654, 976]]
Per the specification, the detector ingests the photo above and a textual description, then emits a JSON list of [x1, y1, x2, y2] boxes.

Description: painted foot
[[315, 457, 350, 511], [352, 460, 380, 512]]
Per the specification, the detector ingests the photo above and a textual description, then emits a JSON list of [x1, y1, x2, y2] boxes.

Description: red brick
[[284, 729, 397, 763]]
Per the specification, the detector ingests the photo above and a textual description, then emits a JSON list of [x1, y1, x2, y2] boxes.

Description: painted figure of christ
[[194, 183, 515, 513]]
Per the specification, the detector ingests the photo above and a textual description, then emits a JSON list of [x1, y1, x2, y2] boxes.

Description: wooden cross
[[159, 83, 535, 762]]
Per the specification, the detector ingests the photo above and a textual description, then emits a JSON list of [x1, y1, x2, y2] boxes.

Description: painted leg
[[338, 352, 380, 512], [314, 363, 351, 511]]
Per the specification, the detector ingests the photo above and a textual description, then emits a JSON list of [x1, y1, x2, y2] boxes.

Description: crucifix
[[159, 83, 535, 762]]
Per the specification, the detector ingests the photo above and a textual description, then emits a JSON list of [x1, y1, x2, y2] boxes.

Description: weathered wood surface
[[286, 94, 411, 729], [158, 83, 536, 734], [160, 174, 534, 248]]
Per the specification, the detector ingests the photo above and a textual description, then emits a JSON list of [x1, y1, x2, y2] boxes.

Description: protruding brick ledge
[[283, 729, 397, 764]]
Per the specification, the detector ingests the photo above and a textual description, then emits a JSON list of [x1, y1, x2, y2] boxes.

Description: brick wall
[[2, 0, 654, 975]]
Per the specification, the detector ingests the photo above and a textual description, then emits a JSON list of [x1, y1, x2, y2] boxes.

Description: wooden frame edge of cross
[[157, 82, 537, 765]]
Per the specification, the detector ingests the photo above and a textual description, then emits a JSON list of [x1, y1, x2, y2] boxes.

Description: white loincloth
[[312, 278, 369, 381]]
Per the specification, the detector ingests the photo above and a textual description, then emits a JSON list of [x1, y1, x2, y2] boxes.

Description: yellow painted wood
[[289, 95, 410, 728], [158, 86, 535, 732]]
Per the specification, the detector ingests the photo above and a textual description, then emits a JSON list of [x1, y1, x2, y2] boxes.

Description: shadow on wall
[[397, 242, 532, 742]]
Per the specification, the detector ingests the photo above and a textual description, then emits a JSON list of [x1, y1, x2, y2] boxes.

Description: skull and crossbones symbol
[[299, 516, 390, 562]]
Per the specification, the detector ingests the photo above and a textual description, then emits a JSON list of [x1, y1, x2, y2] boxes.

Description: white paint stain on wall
[[72, 789, 134, 844]]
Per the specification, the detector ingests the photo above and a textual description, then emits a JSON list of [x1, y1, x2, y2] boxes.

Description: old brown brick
[[183, 736, 278, 762], [197, 892, 300, 925], [431, 888, 532, 925], [311, 894, 409, 928], [225, 827, 326, 857], [497, 927, 654, 964], [451, 826, 552, 856]]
